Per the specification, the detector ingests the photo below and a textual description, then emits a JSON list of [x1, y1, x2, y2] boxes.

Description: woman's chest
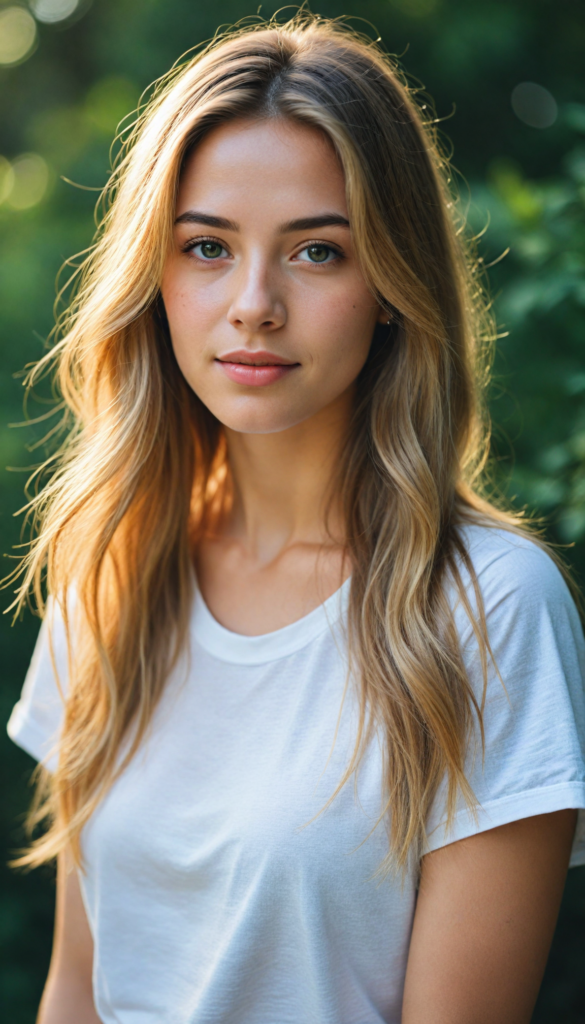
[[84, 639, 389, 882]]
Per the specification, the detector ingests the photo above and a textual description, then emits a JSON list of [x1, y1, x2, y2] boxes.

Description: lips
[[215, 349, 299, 387]]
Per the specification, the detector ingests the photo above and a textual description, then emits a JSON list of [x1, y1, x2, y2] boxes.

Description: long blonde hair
[[11, 13, 545, 871]]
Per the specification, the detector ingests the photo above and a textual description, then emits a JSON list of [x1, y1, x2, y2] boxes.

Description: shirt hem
[[7, 705, 58, 771], [426, 781, 585, 866]]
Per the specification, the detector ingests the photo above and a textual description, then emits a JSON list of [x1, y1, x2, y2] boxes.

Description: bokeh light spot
[[511, 82, 558, 129], [6, 154, 49, 210], [0, 156, 16, 204], [389, 0, 439, 17], [31, 0, 79, 24], [0, 7, 37, 66]]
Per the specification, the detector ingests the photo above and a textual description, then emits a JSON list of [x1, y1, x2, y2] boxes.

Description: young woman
[[7, 14, 585, 1024]]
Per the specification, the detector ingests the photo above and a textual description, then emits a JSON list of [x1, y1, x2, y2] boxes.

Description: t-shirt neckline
[[192, 576, 351, 665]]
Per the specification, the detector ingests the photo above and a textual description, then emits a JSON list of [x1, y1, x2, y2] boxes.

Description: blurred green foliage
[[0, 0, 584, 1020], [474, 132, 585, 557]]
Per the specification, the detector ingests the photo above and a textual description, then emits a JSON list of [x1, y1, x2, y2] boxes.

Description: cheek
[[299, 282, 377, 379], [161, 270, 189, 340], [161, 268, 228, 413], [161, 271, 216, 368]]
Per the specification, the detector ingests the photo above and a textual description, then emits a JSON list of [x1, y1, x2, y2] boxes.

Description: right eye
[[192, 241, 229, 260]]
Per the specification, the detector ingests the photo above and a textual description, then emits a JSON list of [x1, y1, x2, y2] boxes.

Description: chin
[[219, 414, 306, 436], [208, 398, 315, 436]]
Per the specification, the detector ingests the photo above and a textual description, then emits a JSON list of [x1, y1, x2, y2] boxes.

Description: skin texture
[[38, 118, 578, 1021], [163, 118, 383, 438], [162, 118, 385, 633]]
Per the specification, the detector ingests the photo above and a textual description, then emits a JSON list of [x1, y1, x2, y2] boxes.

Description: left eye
[[193, 242, 229, 259], [296, 245, 338, 264]]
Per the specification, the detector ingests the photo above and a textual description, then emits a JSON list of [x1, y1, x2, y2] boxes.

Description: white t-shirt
[[7, 525, 585, 1024]]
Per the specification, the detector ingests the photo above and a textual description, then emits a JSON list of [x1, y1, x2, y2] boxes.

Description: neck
[[222, 388, 354, 565]]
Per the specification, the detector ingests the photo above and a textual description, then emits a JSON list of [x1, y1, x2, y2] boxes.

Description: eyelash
[[180, 235, 345, 264], [180, 235, 228, 259], [295, 241, 345, 265]]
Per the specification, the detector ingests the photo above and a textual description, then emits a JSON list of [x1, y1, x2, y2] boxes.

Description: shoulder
[[459, 522, 561, 581], [450, 525, 584, 676], [456, 523, 576, 615]]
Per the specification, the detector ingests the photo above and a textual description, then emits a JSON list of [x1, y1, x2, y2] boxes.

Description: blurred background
[[0, 0, 584, 1020]]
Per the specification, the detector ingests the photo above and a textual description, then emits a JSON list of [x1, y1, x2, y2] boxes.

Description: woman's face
[[162, 117, 385, 435]]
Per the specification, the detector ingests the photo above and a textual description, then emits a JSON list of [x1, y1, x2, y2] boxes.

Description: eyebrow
[[174, 211, 350, 232], [174, 211, 239, 230], [278, 214, 350, 232]]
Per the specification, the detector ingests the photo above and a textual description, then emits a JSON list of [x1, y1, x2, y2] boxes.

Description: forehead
[[175, 118, 347, 221]]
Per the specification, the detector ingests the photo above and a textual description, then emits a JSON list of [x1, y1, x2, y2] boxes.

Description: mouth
[[215, 349, 300, 387]]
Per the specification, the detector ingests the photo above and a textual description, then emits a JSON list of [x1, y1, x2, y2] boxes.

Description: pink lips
[[216, 350, 299, 387]]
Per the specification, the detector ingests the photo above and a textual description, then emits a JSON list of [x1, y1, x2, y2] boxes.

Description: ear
[[377, 305, 392, 325]]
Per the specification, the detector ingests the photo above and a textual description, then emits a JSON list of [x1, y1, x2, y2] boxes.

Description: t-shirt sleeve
[[7, 597, 69, 773], [426, 528, 585, 867]]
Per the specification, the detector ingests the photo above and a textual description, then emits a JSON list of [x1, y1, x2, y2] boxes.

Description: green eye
[[297, 244, 340, 264], [198, 242, 225, 259], [306, 245, 331, 263]]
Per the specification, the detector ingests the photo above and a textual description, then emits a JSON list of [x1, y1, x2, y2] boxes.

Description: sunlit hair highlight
[[10, 12, 550, 872]]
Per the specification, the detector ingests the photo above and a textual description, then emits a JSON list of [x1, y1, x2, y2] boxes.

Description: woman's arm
[[37, 848, 99, 1024], [402, 809, 577, 1024]]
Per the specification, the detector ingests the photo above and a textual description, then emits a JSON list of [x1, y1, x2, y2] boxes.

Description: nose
[[227, 256, 286, 333]]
